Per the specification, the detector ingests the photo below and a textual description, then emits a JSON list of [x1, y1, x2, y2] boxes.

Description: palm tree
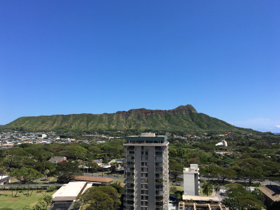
[[214, 184, 220, 195], [202, 181, 213, 196]]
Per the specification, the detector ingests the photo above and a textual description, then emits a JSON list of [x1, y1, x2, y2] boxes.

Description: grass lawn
[[10, 177, 57, 184], [170, 184, 184, 192], [0, 190, 56, 210], [104, 173, 124, 178], [113, 179, 125, 187], [10, 177, 58, 185]]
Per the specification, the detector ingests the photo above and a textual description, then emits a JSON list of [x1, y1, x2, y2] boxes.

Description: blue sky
[[1, 1, 279, 132]]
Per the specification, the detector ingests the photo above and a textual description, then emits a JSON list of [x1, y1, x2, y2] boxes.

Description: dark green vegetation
[[4, 105, 253, 132], [78, 186, 121, 210], [168, 132, 280, 209], [1, 130, 280, 209], [169, 132, 280, 182], [222, 183, 265, 210], [0, 140, 124, 186]]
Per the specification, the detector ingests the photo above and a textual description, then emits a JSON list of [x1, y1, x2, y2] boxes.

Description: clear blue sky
[[1, 1, 279, 132]]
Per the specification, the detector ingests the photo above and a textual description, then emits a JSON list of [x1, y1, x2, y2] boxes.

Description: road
[[83, 173, 125, 181]]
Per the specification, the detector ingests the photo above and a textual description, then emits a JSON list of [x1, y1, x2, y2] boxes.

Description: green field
[[0, 190, 56, 210], [113, 179, 125, 187], [170, 184, 184, 192]]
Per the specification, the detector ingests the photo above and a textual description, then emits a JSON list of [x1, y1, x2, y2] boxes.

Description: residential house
[[48, 156, 68, 164]]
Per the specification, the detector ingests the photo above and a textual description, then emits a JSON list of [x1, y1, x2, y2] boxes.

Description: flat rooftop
[[72, 176, 114, 183], [182, 194, 220, 202], [258, 185, 280, 202], [52, 182, 87, 202], [178, 202, 227, 210], [125, 133, 168, 141]]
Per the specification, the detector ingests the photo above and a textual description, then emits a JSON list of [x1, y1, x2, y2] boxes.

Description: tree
[[43, 195, 53, 205], [223, 183, 265, 210], [208, 164, 220, 180], [169, 159, 183, 182], [4, 153, 16, 168], [10, 168, 43, 183], [88, 162, 99, 175], [219, 168, 237, 183], [79, 186, 121, 210], [56, 161, 81, 183], [110, 162, 118, 174], [74, 145, 87, 160], [214, 184, 220, 195], [110, 183, 124, 194], [23, 205, 32, 210], [0, 161, 7, 176], [38, 200, 47, 209], [201, 181, 213, 196], [234, 158, 264, 185], [251, 188, 265, 204], [39, 151, 53, 172], [10, 168, 43, 197], [222, 197, 241, 210]]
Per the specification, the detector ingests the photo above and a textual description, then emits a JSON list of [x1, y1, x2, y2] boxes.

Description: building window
[[141, 162, 148, 166]]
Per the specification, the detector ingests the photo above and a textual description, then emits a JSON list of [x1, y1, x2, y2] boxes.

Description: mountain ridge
[[4, 105, 251, 132]]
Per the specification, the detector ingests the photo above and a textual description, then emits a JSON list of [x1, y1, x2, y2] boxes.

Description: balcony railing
[[127, 158, 135, 162], [155, 191, 164, 196], [125, 173, 135, 178], [125, 179, 134, 184], [125, 185, 134, 189], [125, 196, 134, 200]]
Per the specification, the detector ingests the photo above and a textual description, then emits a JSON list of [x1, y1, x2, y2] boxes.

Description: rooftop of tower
[[125, 133, 168, 141]]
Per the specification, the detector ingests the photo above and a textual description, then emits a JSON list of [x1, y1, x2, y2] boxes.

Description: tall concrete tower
[[123, 133, 169, 210]]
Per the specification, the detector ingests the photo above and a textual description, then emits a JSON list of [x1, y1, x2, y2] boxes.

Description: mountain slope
[[4, 105, 249, 132]]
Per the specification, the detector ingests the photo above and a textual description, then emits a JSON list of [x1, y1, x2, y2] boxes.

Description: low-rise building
[[178, 202, 226, 210], [183, 164, 200, 196], [48, 156, 68, 164], [258, 185, 280, 206], [71, 176, 114, 186], [215, 140, 228, 147], [51, 181, 91, 210], [0, 176, 10, 185]]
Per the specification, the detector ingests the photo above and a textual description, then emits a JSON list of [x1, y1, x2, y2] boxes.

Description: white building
[[0, 176, 10, 185], [183, 164, 199, 196], [215, 140, 228, 147]]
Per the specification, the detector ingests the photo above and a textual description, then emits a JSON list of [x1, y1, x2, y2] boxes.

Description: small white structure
[[0, 176, 10, 185], [215, 140, 228, 147], [52, 182, 88, 202], [183, 164, 199, 196]]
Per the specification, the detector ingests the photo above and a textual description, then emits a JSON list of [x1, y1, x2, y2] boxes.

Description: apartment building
[[183, 164, 200, 196], [123, 133, 169, 210]]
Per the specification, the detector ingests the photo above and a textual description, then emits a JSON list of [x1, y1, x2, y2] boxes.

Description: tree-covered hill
[[4, 105, 251, 132]]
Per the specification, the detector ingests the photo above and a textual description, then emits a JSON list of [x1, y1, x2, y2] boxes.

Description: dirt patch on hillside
[[9, 198, 19, 201]]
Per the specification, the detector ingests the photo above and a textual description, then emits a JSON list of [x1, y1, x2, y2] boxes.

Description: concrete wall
[[148, 146, 155, 210], [184, 173, 197, 195], [135, 146, 141, 209]]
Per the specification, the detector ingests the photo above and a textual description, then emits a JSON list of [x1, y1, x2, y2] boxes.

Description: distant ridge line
[[4, 104, 253, 132]]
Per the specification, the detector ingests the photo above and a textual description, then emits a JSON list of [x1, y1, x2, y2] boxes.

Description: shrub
[[46, 186, 56, 192], [43, 195, 53, 205], [110, 183, 124, 194], [23, 206, 32, 210]]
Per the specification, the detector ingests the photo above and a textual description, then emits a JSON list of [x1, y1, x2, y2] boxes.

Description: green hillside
[[4, 105, 250, 132]]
